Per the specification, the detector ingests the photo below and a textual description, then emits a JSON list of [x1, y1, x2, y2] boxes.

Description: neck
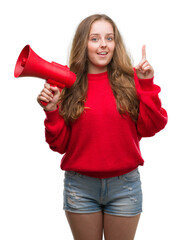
[[88, 65, 107, 74], [87, 71, 108, 81]]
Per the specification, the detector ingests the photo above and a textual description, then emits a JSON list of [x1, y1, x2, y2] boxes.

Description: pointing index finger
[[142, 45, 146, 60]]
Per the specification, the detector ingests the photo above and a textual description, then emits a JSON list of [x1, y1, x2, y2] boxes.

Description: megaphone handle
[[40, 80, 63, 106], [40, 100, 49, 106]]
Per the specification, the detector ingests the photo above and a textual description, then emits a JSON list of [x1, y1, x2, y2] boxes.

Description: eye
[[107, 37, 114, 41], [91, 37, 99, 42]]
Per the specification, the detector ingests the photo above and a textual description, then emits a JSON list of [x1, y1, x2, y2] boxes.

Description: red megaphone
[[14, 45, 77, 105]]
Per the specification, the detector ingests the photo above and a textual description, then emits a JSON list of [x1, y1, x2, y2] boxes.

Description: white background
[[0, 0, 181, 239]]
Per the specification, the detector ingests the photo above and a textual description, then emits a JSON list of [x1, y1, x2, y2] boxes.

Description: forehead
[[89, 20, 114, 34]]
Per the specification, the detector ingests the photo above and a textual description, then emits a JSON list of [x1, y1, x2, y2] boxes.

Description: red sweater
[[44, 69, 168, 178]]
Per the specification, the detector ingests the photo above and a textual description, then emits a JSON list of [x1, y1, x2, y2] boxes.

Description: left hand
[[135, 45, 154, 79]]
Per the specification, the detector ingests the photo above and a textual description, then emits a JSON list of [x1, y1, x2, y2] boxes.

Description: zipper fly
[[100, 179, 108, 204]]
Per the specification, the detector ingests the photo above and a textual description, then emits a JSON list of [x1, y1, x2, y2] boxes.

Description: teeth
[[98, 52, 107, 55]]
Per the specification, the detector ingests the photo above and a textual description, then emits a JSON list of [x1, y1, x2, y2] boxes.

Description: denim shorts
[[63, 168, 142, 217]]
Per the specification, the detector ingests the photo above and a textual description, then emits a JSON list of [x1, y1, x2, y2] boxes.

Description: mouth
[[97, 51, 108, 56]]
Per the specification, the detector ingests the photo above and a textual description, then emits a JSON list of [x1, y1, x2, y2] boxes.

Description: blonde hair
[[59, 14, 139, 124]]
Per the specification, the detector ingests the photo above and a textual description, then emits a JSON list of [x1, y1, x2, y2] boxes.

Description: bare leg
[[65, 211, 104, 240], [104, 213, 141, 240]]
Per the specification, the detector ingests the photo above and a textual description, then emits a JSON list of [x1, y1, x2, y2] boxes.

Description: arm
[[134, 69, 168, 138], [134, 45, 168, 138], [37, 83, 71, 154], [44, 107, 71, 154]]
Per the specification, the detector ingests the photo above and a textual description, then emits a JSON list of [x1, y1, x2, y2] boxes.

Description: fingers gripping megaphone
[[14, 45, 77, 105]]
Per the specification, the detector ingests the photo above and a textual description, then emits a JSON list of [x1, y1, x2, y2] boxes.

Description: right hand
[[37, 83, 61, 111]]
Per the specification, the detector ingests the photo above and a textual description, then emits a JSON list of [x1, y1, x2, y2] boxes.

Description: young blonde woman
[[37, 14, 167, 240]]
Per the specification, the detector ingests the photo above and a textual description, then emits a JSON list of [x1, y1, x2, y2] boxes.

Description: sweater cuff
[[137, 77, 154, 91], [44, 106, 60, 123]]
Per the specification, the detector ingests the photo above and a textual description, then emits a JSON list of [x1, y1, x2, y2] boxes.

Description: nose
[[100, 38, 107, 48]]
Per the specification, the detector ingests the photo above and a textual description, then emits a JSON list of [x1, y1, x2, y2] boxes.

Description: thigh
[[104, 168, 143, 217], [65, 211, 104, 240], [104, 213, 141, 240], [63, 171, 101, 213]]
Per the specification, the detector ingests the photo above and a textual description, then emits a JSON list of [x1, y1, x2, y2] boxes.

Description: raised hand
[[135, 45, 154, 79]]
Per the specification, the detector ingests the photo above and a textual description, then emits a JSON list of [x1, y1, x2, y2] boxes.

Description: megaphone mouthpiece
[[21, 58, 27, 67]]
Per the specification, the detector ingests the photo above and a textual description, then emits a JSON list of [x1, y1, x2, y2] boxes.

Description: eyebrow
[[89, 33, 114, 36]]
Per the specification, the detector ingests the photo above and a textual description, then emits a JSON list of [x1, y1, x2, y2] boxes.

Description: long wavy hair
[[59, 14, 139, 124]]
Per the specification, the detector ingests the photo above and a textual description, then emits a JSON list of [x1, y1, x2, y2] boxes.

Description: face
[[87, 20, 115, 74]]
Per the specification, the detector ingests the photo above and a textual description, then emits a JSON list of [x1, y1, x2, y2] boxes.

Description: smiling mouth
[[97, 52, 108, 55]]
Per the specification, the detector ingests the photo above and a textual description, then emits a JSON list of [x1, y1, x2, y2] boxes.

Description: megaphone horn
[[14, 45, 77, 89]]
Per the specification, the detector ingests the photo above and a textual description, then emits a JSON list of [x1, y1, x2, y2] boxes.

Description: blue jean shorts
[[63, 168, 142, 217]]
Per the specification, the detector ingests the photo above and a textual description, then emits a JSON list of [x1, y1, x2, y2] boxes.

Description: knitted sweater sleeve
[[44, 107, 71, 154], [133, 68, 168, 139]]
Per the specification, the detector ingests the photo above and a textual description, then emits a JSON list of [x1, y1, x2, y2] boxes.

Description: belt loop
[[76, 172, 83, 178]]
